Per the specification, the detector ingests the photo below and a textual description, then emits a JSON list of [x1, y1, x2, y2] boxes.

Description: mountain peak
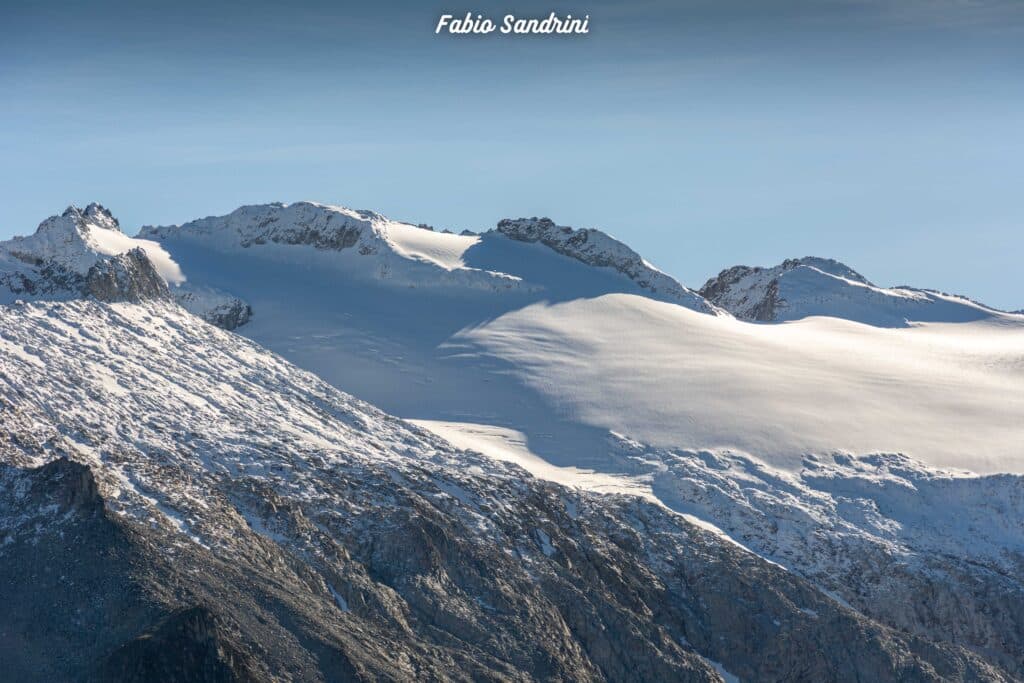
[[701, 255, 1005, 325], [81, 202, 121, 230], [36, 202, 122, 237], [0, 203, 184, 305]]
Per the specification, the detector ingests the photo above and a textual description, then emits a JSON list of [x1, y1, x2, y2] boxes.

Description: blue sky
[[1, 0, 1021, 308]]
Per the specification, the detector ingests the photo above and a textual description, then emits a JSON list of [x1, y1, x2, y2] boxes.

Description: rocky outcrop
[[173, 285, 253, 330], [191, 296, 251, 331], [495, 217, 718, 312], [96, 607, 256, 683], [0, 460, 164, 683], [141, 201, 387, 255], [699, 257, 871, 322], [85, 247, 171, 303]]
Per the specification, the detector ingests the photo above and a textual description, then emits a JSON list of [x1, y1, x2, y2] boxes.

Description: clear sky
[[1, 0, 1021, 308]]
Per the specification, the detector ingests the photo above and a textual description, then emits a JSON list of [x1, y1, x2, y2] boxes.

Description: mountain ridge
[[5, 201, 1016, 326]]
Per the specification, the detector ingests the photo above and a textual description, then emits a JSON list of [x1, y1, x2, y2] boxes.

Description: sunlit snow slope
[[448, 294, 1024, 473], [139, 201, 1024, 477]]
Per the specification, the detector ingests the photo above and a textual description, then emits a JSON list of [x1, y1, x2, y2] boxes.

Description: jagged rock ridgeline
[[141, 202, 385, 253], [11, 201, 1016, 326], [140, 201, 538, 294], [141, 202, 726, 309], [494, 216, 719, 312], [84, 247, 171, 303]]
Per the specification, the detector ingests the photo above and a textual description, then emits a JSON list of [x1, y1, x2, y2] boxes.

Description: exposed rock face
[[0, 260, 84, 299], [173, 285, 253, 330], [96, 607, 256, 683], [141, 201, 386, 254], [0, 203, 181, 306], [0, 460, 163, 683], [495, 217, 718, 312], [0, 299, 1011, 682], [616, 438, 1024, 677], [700, 256, 1006, 325], [85, 247, 171, 303], [699, 257, 871, 322]]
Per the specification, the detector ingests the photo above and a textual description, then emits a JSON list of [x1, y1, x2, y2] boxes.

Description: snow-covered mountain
[[0, 204, 178, 303], [139, 201, 716, 311], [699, 256, 1014, 326], [0, 204, 250, 326], [132, 202, 1024, 473], [3, 201, 1024, 679], [7, 299, 1007, 681]]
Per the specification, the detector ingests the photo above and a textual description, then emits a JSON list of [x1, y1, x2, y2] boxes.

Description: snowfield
[[448, 293, 1024, 473]]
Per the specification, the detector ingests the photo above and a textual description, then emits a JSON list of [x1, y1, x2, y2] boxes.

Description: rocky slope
[[699, 256, 1012, 326], [173, 284, 253, 330], [606, 435, 1024, 676], [0, 299, 1011, 682], [492, 217, 717, 312]]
